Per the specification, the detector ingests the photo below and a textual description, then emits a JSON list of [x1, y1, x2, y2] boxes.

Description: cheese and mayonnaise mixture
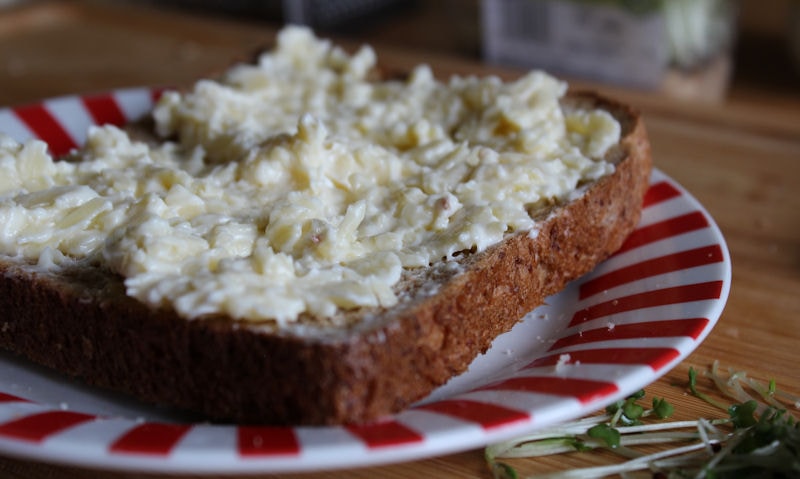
[[0, 26, 620, 324]]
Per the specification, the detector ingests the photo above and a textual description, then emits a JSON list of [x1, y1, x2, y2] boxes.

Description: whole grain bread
[[0, 92, 651, 425]]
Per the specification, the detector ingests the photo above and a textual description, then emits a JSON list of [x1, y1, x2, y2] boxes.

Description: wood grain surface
[[0, 1, 798, 478]]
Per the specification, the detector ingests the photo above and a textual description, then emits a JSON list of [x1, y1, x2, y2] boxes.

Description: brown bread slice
[[0, 91, 651, 425]]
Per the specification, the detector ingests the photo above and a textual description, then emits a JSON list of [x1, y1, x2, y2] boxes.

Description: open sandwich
[[0, 27, 652, 425]]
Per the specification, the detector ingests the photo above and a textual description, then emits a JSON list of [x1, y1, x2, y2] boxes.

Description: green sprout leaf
[[628, 389, 646, 400], [729, 400, 758, 429], [768, 379, 777, 397], [652, 397, 675, 419], [587, 423, 621, 448], [622, 400, 644, 421]]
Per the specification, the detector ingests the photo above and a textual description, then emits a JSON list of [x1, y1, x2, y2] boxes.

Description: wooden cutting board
[[0, 2, 799, 478]]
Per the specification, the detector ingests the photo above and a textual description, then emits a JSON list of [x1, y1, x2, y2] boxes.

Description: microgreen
[[728, 400, 758, 429], [586, 424, 620, 448], [485, 362, 800, 478], [652, 396, 674, 419]]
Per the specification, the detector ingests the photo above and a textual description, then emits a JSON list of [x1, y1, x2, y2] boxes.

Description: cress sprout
[[485, 361, 800, 478]]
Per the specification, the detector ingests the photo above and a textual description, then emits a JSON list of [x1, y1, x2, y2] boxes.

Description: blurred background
[[0, 0, 798, 106]]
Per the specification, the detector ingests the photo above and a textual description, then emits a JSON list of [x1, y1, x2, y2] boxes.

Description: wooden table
[[1, 2, 798, 478]]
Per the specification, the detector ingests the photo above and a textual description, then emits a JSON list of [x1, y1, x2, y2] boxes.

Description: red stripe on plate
[[527, 347, 681, 372], [580, 245, 725, 299], [13, 104, 78, 156], [237, 426, 301, 457], [479, 376, 618, 404], [82, 94, 127, 126], [570, 281, 723, 327], [642, 181, 681, 208], [109, 422, 192, 455], [615, 212, 709, 255], [346, 420, 424, 449], [416, 400, 530, 430], [0, 392, 30, 403], [551, 318, 710, 351], [0, 411, 95, 442]]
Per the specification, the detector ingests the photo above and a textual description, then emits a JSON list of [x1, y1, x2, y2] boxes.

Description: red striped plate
[[0, 89, 730, 474]]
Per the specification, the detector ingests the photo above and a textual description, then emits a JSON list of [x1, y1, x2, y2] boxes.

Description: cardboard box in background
[[483, 0, 668, 88], [481, 0, 738, 101]]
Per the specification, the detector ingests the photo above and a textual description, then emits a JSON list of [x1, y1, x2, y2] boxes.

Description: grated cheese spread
[[0, 26, 620, 324]]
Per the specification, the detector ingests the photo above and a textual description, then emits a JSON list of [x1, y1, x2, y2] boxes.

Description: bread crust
[[0, 92, 651, 425]]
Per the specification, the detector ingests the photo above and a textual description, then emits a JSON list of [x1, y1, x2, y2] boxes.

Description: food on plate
[[0, 26, 651, 425]]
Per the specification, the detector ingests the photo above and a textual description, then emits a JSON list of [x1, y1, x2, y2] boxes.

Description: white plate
[[0, 89, 731, 474]]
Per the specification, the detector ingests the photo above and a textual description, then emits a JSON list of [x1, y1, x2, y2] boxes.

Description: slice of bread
[[0, 89, 651, 425]]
